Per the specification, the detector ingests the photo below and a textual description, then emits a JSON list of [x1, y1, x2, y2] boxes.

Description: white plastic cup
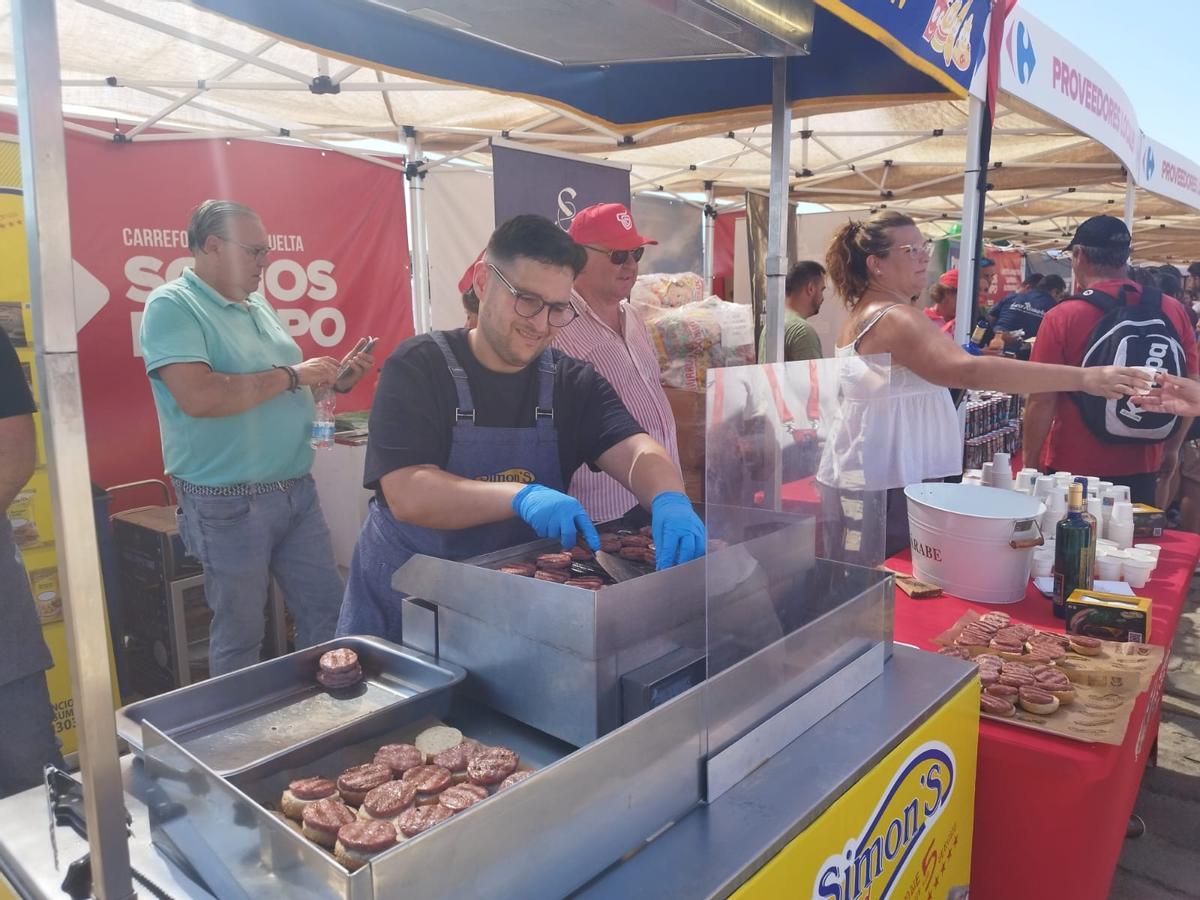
[[1015, 470, 1037, 493], [1106, 485, 1132, 504], [981, 462, 994, 486], [1133, 543, 1161, 563], [992, 465, 1014, 491], [1034, 475, 1055, 499], [1095, 554, 1123, 581], [1031, 551, 1054, 578], [1123, 556, 1154, 588]]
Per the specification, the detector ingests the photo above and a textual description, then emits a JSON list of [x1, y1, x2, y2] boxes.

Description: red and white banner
[[2, 113, 411, 496]]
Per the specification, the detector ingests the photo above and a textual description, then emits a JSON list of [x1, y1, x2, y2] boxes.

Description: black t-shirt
[[364, 329, 645, 493], [0, 330, 35, 419]]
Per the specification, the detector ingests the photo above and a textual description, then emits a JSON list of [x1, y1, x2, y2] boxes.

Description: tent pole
[[1123, 172, 1135, 232], [406, 129, 432, 334], [954, 95, 988, 346], [702, 180, 716, 296], [763, 56, 791, 365], [12, 1, 134, 896]]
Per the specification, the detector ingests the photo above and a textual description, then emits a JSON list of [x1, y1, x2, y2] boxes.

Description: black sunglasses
[[584, 245, 645, 265]]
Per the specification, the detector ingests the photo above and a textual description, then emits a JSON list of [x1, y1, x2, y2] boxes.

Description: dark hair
[[1076, 244, 1129, 270], [1154, 265, 1182, 298], [1022, 272, 1044, 288], [486, 214, 586, 277], [1188, 261, 1200, 277], [1040, 274, 1067, 295], [825, 210, 916, 306], [928, 281, 954, 305], [1128, 266, 1156, 289], [187, 199, 258, 253], [785, 260, 826, 296], [461, 287, 479, 315]]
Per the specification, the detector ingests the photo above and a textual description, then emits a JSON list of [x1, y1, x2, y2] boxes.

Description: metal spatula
[[593, 549, 644, 583]]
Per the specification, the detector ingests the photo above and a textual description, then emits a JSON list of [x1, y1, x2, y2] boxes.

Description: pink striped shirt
[[553, 291, 680, 523]]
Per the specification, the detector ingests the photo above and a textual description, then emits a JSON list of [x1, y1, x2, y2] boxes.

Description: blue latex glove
[[651, 491, 706, 570], [512, 484, 600, 551]]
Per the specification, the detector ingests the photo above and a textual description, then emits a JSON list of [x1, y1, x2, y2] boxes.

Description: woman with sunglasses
[[816, 210, 1153, 559]]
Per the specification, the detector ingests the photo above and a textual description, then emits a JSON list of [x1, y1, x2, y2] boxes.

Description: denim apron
[[336, 332, 563, 641]]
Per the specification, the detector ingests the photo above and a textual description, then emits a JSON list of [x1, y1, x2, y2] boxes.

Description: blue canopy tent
[[190, 0, 986, 134], [192, 0, 991, 347]]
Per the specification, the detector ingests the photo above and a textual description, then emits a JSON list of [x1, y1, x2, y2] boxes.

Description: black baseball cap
[[1065, 215, 1131, 250]]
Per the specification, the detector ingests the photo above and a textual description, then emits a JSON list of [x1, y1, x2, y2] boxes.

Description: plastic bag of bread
[[630, 272, 704, 309], [635, 296, 755, 390]]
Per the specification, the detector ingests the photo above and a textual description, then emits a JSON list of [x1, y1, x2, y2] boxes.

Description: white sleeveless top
[[816, 305, 963, 491]]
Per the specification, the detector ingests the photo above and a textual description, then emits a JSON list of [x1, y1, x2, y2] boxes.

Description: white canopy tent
[[3, 1, 1199, 264]]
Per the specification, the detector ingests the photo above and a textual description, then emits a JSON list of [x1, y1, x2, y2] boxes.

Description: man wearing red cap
[[924, 269, 959, 335], [458, 251, 483, 329], [555, 203, 681, 525]]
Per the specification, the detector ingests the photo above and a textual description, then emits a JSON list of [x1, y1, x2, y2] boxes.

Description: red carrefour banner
[[25, 116, 412, 496], [984, 247, 1024, 306]]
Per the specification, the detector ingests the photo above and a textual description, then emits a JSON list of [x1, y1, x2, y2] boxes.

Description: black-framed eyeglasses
[[220, 236, 270, 263], [487, 263, 579, 328], [892, 240, 933, 257], [584, 245, 645, 265]]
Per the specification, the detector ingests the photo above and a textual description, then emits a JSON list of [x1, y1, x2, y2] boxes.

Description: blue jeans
[[176, 475, 342, 676]]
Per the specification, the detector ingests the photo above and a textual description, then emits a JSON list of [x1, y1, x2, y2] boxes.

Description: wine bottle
[[1053, 482, 1093, 619]]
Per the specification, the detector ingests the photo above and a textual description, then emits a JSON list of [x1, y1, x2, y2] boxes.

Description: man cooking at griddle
[[336, 215, 704, 641]]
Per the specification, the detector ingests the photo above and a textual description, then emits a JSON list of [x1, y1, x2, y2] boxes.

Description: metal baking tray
[[117, 636, 465, 775], [144, 688, 582, 899]]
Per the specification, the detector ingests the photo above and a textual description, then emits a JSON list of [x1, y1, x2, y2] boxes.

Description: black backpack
[[1068, 284, 1185, 444]]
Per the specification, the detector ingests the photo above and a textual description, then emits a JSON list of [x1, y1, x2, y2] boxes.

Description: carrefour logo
[[1144, 144, 1156, 181], [813, 742, 955, 900], [1006, 20, 1036, 84]]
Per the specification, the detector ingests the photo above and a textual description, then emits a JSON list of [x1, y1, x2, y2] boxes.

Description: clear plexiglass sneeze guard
[[702, 356, 895, 800]]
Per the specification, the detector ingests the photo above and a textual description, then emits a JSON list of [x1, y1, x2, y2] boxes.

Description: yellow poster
[[734, 679, 979, 900]]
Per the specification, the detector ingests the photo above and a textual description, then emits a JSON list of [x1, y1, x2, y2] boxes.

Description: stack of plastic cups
[[991, 453, 1014, 490], [1034, 475, 1056, 504], [1109, 500, 1135, 550], [1087, 495, 1105, 540], [1041, 490, 1067, 536], [1031, 546, 1054, 578]]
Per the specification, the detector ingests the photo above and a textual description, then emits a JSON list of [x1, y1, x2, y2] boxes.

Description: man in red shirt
[[1024, 216, 1199, 503]]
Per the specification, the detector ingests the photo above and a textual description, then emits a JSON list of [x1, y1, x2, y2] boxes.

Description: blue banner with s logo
[[492, 141, 630, 232]]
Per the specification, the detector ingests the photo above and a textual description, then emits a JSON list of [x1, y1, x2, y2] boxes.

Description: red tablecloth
[[889, 530, 1200, 900]]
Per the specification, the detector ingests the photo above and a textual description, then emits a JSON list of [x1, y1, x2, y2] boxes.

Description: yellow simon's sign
[[734, 680, 978, 900]]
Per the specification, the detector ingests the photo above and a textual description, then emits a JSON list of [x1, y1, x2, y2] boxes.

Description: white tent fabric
[[2, 0, 1199, 260]]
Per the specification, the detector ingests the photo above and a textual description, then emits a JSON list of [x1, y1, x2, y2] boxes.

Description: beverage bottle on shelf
[[310, 386, 336, 449], [1053, 482, 1093, 619]]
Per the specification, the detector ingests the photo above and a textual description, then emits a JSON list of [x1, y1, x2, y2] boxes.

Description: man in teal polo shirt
[[140, 200, 374, 676]]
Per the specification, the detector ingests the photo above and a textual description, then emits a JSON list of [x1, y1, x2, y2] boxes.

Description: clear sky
[[1019, 0, 1198, 161]]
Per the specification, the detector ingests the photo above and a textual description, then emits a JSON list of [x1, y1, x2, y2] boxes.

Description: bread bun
[[415, 726, 464, 763]]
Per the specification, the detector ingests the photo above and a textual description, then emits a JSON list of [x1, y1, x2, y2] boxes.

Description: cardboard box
[[663, 386, 706, 504], [1065, 589, 1152, 644], [1132, 503, 1166, 538]]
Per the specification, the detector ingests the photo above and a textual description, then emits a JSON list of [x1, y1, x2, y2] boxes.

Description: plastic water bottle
[[310, 386, 336, 449]]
